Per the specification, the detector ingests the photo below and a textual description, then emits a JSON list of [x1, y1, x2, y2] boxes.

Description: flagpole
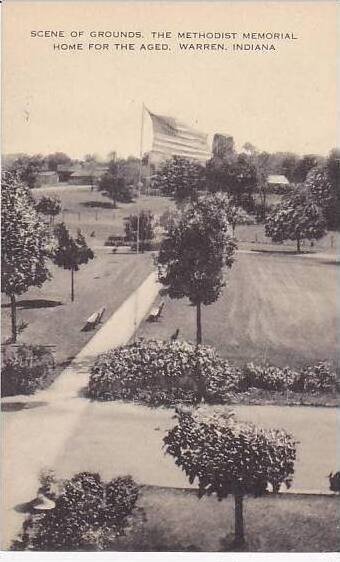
[[136, 102, 145, 255]]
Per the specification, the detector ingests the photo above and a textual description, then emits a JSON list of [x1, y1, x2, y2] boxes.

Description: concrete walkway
[[1, 271, 160, 548]]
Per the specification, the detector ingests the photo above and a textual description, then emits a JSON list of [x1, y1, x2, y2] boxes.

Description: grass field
[[32, 184, 175, 245], [117, 487, 339, 552], [137, 251, 338, 368]]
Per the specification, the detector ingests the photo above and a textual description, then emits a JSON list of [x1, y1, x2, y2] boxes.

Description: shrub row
[[1, 344, 55, 397], [88, 340, 337, 407]]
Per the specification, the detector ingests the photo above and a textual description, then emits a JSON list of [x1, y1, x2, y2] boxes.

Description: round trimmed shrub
[[1, 344, 55, 396], [88, 339, 241, 406], [13, 472, 140, 551]]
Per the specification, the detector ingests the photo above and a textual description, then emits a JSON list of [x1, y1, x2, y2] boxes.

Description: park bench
[[148, 301, 165, 322], [83, 306, 105, 331]]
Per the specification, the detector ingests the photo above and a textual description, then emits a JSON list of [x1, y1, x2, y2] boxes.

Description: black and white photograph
[[1, 0, 338, 556]]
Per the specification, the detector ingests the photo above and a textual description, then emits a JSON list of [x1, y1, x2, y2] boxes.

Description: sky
[[2, 1, 337, 160]]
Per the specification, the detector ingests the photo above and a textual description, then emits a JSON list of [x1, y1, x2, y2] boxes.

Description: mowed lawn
[[118, 487, 339, 552], [137, 251, 338, 368], [31, 184, 175, 245]]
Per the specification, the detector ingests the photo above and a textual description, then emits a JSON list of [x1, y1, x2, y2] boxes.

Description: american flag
[[147, 110, 212, 163]]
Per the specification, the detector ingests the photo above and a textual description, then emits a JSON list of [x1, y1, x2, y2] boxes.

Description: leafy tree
[[35, 195, 62, 224], [206, 154, 257, 211], [84, 153, 98, 163], [265, 191, 326, 252], [225, 203, 255, 236], [52, 223, 94, 301], [45, 152, 71, 172], [8, 154, 44, 188], [124, 210, 155, 253], [152, 156, 205, 203], [305, 154, 340, 229], [157, 194, 236, 344], [1, 172, 51, 341], [292, 154, 319, 183], [98, 159, 132, 207], [164, 409, 296, 547]]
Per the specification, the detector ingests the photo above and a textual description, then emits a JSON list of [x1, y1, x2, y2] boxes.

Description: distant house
[[57, 164, 80, 182], [36, 171, 59, 186], [266, 174, 290, 193], [68, 165, 107, 186], [69, 169, 95, 186]]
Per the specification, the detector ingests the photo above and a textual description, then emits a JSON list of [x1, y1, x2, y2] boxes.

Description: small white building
[[266, 174, 290, 193]]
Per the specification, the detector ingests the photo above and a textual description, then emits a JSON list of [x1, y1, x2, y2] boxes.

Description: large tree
[[35, 195, 62, 225], [8, 154, 44, 188], [97, 159, 132, 207], [265, 191, 326, 252], [157, 194, 236, 344], [164, 408, 296, 547], [1, 172, 52, 341], [304, 151, 340, 229], [152, 156, 205, 203], [45, 152, 71, 172], [52, 223, 94, 301], [206, 154, 257, 211], [124, 210, 155, 253]]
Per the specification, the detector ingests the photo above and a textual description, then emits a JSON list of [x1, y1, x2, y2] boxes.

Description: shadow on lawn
[[1, 401, 48, 413], [1, 299, 63, 310], [81, 200, 116, 209]]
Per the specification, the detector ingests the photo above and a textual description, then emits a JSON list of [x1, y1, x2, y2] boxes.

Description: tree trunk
[[263, 189, 267, 222], [296, 235, 301, 253], [71, 267, 75, 302], [196, 301, 202, 345], [10, 294, 17, 343], [234, 493, 245, 547]]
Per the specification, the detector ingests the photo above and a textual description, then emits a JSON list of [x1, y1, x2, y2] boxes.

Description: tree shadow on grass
[[81, 200, 116, 209], [1, 299, 63, 310], [1, 401, 48, 413]]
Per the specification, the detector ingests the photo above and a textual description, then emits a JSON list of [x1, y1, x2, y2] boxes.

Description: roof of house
[[70, 170, 94, 177], [37, 171, 58, 176], [267, 174, 290, 185]]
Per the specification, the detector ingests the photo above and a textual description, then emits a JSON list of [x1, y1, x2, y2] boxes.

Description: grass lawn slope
[[137, 251, 337, 369]]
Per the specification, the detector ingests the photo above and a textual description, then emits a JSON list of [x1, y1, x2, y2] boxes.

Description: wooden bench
[[83, 306, 105, 331], [148, 301, 165, 322]]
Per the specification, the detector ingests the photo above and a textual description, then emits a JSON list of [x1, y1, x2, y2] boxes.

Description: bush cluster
[[88, 340, 337, 407], [243, 361, 337, 394], [88, 339, 241, 406], [13, 472, 140, 551], [1, 344, 55, 396]]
